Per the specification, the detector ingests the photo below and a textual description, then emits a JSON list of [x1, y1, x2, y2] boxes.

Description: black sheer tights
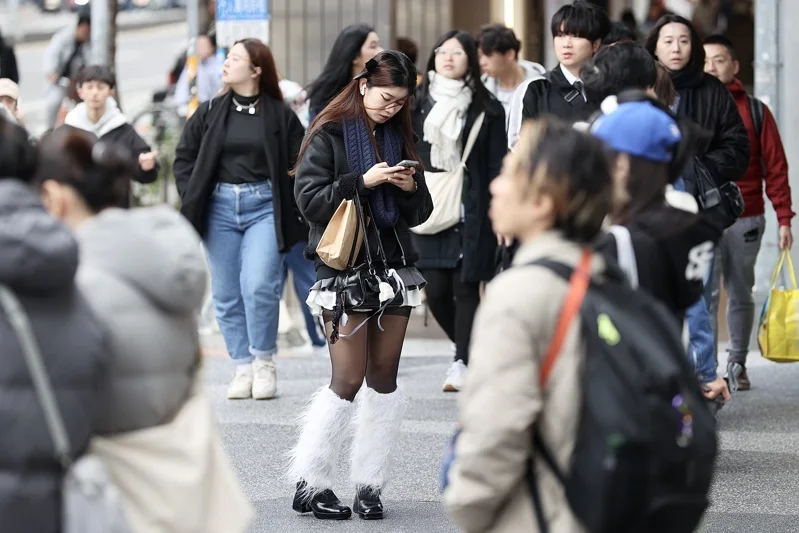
[[322, 308, 412, 402]]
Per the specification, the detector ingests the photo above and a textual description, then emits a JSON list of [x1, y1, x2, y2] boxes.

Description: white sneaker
[[227, 364, 254, 399], [252, 359, 277, 400], [442, 360, 467, 392]]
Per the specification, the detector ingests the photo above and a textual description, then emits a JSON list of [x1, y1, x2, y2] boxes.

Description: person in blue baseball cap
[[592, 89, 730, 404]]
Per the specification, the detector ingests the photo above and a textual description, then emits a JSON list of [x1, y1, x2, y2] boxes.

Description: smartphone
[[397, 160, 419, 168]]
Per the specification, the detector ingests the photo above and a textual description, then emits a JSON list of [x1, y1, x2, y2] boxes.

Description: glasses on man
[[434, 47, 466, 58]]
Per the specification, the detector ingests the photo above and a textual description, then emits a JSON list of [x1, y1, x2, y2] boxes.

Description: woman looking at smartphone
[[290, 51, 433, 520], [411, 30, 507, 393]]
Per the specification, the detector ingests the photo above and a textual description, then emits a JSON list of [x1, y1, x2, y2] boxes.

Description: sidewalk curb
[[18, 11, 186, 44]]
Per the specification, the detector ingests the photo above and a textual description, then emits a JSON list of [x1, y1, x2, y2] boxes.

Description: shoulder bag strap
[[0, 285, 73, 468], [345, 202, 362, 268], [608, 225, 639, 289], [538, 249, 592, 387], [459, 111, 486, 167], [352, 193, 376, 271]]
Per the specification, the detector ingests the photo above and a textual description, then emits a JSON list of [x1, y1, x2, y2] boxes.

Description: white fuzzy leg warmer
[[350, 386, 407, 489], [287, 387, 354, 497]]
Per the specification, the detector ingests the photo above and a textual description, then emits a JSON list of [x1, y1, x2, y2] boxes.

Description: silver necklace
[[232, 96, 260, 115]]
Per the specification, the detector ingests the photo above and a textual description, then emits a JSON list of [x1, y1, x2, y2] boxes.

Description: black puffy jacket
[[293, 122, 434, 279], [0, 180, 107, 533]]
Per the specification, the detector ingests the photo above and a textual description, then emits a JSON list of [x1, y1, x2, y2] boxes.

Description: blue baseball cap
[[590, 100, 682, 163]]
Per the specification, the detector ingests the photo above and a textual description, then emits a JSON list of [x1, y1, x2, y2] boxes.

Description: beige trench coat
[[444, 231, 602, 533]]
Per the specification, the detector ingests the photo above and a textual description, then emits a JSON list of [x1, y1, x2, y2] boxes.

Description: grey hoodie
[[0, 179, 107, 533], [482, 59, 547, 120], [64, 97, 128, 138], [76, 205, 208, 435]]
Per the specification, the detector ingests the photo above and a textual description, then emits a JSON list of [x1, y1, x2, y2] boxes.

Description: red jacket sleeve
[[760, 105, 794, 226]]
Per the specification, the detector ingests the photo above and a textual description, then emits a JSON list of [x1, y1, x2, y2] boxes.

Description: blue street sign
[[216, 0, 269, 21], [216, 0, 270, 47]]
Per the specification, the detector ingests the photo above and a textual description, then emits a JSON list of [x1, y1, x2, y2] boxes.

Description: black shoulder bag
[[690, 158, 744, 230], [329, 193, 403, 343]]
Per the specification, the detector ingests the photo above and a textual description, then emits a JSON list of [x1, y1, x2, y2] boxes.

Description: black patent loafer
[[353, 485, 384, 520], [292, 480, 352, 520]]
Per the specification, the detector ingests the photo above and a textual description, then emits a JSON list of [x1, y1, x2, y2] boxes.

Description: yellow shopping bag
[[758, 250, 799, 362]]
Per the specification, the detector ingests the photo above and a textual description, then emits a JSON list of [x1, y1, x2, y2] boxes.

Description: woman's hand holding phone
[[363, 162, 416, 191], [388, 167, 416, 192]]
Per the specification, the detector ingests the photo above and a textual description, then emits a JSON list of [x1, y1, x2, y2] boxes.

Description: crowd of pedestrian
[[0, 0, 792, 531]]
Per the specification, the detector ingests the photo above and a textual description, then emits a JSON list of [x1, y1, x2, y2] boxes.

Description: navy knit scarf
[[342, 119, 403, 229]]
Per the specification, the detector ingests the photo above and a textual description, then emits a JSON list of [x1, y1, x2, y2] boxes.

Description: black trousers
[[422, 267, 481, 366]]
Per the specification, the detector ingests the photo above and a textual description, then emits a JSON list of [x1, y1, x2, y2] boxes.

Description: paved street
[[203, 317, 799, 533], [14, 22, 187, 136], [0, 5, 186, 43]]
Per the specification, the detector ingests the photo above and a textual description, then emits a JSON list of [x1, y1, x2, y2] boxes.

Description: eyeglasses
[[434, 47, 466, 58]]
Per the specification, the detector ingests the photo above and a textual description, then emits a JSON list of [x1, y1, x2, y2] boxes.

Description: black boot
[[292, 480, 352, 520], [353, 485, 384, 520]]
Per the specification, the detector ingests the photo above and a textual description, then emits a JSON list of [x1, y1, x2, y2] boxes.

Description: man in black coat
[[501, 1, 610, 269], [507, 0, 611, 149], [63, 65, 159, 186]]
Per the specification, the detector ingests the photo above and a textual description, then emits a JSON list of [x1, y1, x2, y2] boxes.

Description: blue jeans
[[204, 182, 285, 363], [686, 294, 718, 384], [283, 241, 326, 347], [674, 177, 717, 383]]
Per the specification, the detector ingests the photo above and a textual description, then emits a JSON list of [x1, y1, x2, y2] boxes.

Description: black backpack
[[525, 252, 717, 533]]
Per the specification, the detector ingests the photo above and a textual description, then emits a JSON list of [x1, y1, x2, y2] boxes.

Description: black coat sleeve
[[521, 79, 549, 121], [294, 132, 363, 225], [2, 46, 19, 83], [700, 77, 750, 185], [173, 101, 209, 199], [123, 124, 159, 184], [286, 106, 306, 170], [486, 103, 507, 184], [395, 169, 433, 228]]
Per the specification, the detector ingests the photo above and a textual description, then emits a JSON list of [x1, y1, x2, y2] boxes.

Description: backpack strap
[[747, 94, 764, 141], [0, 285, 73, 469], [535, 249, 593, 387], [608, 225, 639, 289], [523, 250, 592, 533]]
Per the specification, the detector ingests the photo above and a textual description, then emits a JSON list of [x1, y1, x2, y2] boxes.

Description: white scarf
[[423, 71, 473, 171]]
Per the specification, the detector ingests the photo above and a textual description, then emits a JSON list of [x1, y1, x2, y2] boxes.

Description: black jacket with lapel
[[521, 66, 599, 123], [173, 91, 307, 253]]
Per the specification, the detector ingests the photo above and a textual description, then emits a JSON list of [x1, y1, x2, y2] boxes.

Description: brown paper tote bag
[[316, 199, 364, 270]]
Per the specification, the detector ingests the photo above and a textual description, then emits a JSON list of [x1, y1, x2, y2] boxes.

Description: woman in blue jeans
[[174, 38, 307, 400]]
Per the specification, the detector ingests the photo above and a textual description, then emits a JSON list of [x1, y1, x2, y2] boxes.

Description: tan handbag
[[411, 112, 485, 236], [316, 199, 364, 270], [90, 367, 253, 533]]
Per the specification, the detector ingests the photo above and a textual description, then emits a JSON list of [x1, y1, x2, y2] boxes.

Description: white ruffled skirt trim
[[306, 266, 425, 317]]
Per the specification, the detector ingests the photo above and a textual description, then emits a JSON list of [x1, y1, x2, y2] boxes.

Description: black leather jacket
[[293, 122, 434, 278]]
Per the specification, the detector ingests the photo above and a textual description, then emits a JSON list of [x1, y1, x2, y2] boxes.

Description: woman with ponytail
[[34, 127, 248, 533], [290, 50, 432, 521], [36, 126, 208, 440]]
